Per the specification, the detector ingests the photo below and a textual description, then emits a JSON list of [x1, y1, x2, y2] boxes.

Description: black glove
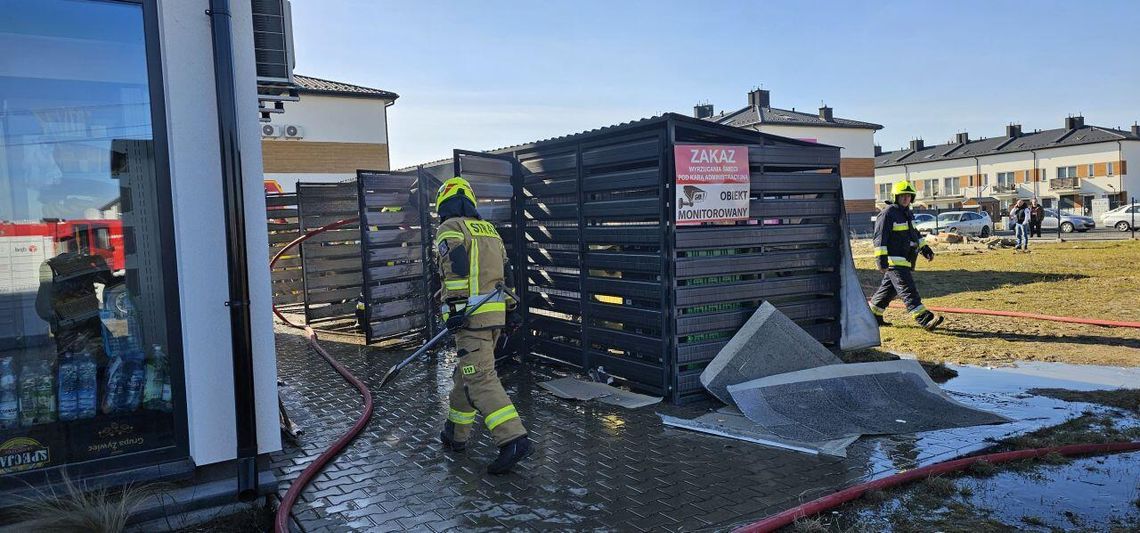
[[445, 313, 466, 332], [507, 310, 523, 329], [920, 247, 935, 261]]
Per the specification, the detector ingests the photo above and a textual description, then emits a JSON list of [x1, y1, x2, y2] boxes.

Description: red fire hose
[[270, 218, 372, 533], [735, 440, 1140, 533], [883, 303, 1140, 329]]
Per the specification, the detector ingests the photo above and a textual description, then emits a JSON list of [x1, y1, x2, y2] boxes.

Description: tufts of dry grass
[[11, 472, 160, 533]]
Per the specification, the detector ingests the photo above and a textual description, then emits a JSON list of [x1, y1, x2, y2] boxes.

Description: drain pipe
[[207, 0, 259, 500]]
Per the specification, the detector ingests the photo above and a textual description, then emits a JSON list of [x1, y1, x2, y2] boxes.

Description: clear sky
[[289, 0, 1140, 167]]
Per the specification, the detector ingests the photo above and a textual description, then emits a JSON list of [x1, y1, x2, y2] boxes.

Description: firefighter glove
[[920, 247, 935, 261], [446, 314, 467, 332]]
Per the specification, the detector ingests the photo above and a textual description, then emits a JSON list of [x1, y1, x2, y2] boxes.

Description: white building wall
[[160, 0, 280, 466], [755, 125, 878, 201], [268, 93, 390, 144]]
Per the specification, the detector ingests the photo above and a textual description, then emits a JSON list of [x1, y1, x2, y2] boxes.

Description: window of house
[[1088, 164, 1095, 176], [996, 172, 1014, 187], [878, 183, 890, 200], [0, 0, 182, 484], [1108, 162, 1115, 176], [1057, 166, 1078, 179]]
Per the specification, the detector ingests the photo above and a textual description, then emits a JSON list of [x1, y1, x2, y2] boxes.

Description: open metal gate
[[296, 181, 362, 330]]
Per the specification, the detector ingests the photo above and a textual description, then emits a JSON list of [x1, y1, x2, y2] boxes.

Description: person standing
[[869, 180, 944, 331], [433, 177, 531, 475], [1029, 199, 1044, 238], [1013, 199, 1031, 251]]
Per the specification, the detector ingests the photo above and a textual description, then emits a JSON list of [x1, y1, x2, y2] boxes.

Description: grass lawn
[[852, 240, 1140, 367]]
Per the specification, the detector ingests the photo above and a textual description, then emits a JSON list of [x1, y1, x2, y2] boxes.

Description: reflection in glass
[[1, 0, 175, 477]]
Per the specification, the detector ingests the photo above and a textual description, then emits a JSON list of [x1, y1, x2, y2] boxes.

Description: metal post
[[1132, 196, 1136, 240]]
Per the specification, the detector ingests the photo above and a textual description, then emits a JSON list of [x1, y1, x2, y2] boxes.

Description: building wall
[[262, 93, 392, 185], [754, 124, 877, 202], [160, 0, 280, 465], [876, 140, 1137, 215]]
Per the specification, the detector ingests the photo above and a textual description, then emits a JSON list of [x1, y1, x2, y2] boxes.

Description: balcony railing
[[1049, 177, 1081, 191], [992, 184, 1018, 195]]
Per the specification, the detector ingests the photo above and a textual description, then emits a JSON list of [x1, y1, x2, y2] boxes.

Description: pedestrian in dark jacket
[[1029, 199, 1044, 238], [869, 180, 943, 331]]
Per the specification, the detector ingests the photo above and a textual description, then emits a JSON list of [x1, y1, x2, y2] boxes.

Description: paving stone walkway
[[271, 326, 1088, 532]]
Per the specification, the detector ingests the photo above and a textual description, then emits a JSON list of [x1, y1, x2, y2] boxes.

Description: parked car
[[914, 211, 992, 236], [870, 213, 934, 225], [1040, 209, 1096, 233], [1100, 204, 1139, 231]]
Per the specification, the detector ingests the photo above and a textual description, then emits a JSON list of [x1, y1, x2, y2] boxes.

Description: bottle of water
[[102, 354, 125, 414], [57, 353, 78, 422], [19, 360, 40, 426], [76, 351, 98, 419], [35, 359, 57, 424], [143, 345, 172, 412], [0, 357, 18, 429], [121, 350, 145, 412]]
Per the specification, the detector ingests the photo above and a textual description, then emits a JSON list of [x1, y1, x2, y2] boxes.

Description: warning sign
[[674, 144, 751, 225]]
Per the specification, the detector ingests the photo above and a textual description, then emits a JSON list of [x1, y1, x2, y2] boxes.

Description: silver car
[[914, 211, 993, 236], [1101, 204, 1139, 231], [1041, 209, 1096, 233]]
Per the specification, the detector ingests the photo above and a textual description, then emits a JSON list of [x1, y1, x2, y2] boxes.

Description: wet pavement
[[271, 327, 1125, 532]]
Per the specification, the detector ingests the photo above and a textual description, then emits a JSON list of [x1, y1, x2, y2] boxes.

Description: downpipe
[[207, 0, 259, 500]]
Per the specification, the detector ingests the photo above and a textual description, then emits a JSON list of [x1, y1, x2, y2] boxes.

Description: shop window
[[1, 0, 182, 483]]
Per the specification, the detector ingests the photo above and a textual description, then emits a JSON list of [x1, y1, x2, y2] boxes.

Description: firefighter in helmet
[[869, 180, 944, 331], [433, 177, 530, 474]]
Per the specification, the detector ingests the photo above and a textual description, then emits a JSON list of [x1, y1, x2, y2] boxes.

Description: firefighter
[[869, 180, 944, 331], [433, 177, 530, 475]]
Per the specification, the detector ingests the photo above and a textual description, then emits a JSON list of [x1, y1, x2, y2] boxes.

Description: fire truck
[[0, 219, 125, 272]]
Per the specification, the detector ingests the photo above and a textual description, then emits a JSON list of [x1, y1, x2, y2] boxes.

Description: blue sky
[[290, 0, 1140, 167]]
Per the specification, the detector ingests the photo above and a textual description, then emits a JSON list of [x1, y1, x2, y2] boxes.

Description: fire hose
[[733, 440, 1140, 533], [882, 302, 1140, 329], [269, 217, 516, 532]]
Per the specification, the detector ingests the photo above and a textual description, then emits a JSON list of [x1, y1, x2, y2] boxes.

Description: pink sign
[[674, 144, 751, 225]]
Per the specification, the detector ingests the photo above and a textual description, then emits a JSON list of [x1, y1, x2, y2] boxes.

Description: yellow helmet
[[436, 176, 476, 208], [891, 180, 917, 200]]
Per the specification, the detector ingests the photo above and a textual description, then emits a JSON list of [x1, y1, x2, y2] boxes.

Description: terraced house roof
[[877, 123, 1140, 168]]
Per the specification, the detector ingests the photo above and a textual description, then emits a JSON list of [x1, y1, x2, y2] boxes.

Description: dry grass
[[1028, 387, 1140, 414], [854, 240, 1140, 367], [10, 473, 159, 532]]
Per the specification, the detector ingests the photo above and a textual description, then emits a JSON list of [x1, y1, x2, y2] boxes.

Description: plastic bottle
[[0, 357, 19, 429], [57, 353, 78, 422], [19, 361, 40, 426], [102, 355, 124, 415], [35, 359, 57, 424], [121, 350, 145, 412], [76, 351, 98, 419], [143, 345, 172, 412]]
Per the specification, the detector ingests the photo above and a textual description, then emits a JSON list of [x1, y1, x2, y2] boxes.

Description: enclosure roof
[[294, 74, 399, 101], [398, 112, 836, 172], [708, 105, 883, 130], [876, 125, 1139, 168]]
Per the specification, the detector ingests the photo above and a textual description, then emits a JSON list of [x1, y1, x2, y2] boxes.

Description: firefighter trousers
[[446, 328, 527, 447], [868, 267, 930, 322]]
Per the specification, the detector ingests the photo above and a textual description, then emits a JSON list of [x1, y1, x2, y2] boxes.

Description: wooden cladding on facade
[[839, 157, 875, 177], [262, 141, 391, 173]]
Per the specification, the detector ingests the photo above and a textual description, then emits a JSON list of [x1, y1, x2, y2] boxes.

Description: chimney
[[818, 105, 833, 122], [955, 132, 969, 144], [1132, 122, 1139, 136], [1005, 124, 1022, 138], [909, 138, 925, 151], [748, 88, 770, 108], [874, 145, 883, 156], [1065, 115, 1085, 129], [693, 103, 714, 119]]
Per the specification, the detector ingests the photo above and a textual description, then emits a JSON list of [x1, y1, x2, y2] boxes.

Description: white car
[[914, 211, 993, 236], [1101, 204, 1139, 231]]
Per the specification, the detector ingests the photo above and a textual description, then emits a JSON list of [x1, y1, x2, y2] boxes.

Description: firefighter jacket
[[873, 203, 930, 270], [435, 216, 508, 329]]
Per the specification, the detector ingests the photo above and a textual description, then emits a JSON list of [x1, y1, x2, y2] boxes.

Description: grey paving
[[727, 360, 1011, 450], [699, 302, 841, 406], [271, 327, 1098, 532]]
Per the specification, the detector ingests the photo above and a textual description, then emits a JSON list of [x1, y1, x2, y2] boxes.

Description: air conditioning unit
[[283, 124, 304, 139], [261, 124, 283, 138]]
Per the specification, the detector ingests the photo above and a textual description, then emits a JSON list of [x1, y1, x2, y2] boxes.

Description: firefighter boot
[[439, 421, 467, 453], [875, 314, 891, 327], [916, 311, 944, 331], [487, 435, 531, 475]]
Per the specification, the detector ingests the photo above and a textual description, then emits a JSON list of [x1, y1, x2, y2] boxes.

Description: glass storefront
[[0, 0, 184, 484]]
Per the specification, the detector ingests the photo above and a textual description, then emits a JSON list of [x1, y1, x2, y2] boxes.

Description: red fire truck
[[0, 219, 125, 272]]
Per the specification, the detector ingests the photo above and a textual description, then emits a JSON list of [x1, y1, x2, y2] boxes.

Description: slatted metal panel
[[355, 170, 430, 343], [670, 125, 843, 403], [266, 192, 302, 307], [297, 182, 363, 329]]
